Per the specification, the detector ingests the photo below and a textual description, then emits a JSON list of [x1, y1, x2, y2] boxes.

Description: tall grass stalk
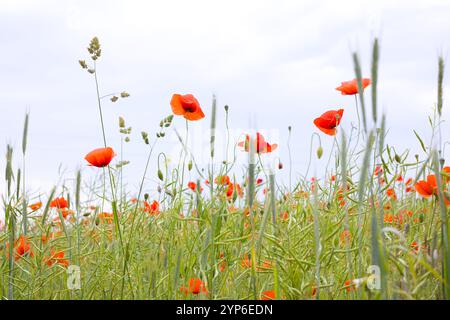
[[353, 52, 368, 134], [210, 95, 217, 202], [339, 130, 353, 290], [21, 113, 29, 235], [371, 39, 379, 124], [432, 151, 450, 299]]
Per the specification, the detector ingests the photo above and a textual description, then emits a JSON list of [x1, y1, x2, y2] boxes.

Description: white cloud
[[1, 0, 450, 216]]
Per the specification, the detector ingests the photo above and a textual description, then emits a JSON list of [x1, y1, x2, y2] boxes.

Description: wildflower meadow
[[1, 34, 450, 302]]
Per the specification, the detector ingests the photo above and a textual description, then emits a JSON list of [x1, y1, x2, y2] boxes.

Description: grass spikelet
[[353, 52, 368, 133], [371, 38, 379, 124], [438, 56, 444, 117]]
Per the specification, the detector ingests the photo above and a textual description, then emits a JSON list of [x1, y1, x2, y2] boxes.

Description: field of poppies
[[1, 37, 450, 300]]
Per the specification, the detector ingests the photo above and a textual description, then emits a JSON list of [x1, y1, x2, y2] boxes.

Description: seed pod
[[278, 162, 283, 170], [120, 91, 130, 98], [111, 96, 119, 102]]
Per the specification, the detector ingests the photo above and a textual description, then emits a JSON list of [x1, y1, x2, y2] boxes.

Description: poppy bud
[[288, 126, 292, 132], [188, 160, 193, 171], [224, 105, 229, 111], [394, 154, 401, 163], [159, 120, 164, 127], [317, 146, 323, 159], [415, 154, 419, 162], [440, 158, 445, 168], [124, 137, 130, 143], [160, 132, 165, 137], [144, 193, 149, 201], [157, 185, 162, 193], [278, 162, 283, 170], [88, 68, 95, 74], [158, 169, 164, 181]]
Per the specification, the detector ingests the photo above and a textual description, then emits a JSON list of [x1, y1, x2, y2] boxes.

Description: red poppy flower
[[45, 250, 69, 268], [85, 147, 115, 168], [188, 181, 203, 192], [6, 235, 34, 261], [215, 175, 231, 185], [313, 109, 344, 136], [29, 202, 42, 211], [336, 78, 371, 95], [180, 278, 208, 295], [61, 208, 74, 219], [261, 290, 276, 300], [50, 197, 68, 209], [386, 188, 397, 201], [415, 175, 438, 198], [241, 253, 252, 268], [170, 94, 205, 121], [344, 279, 355, 293], [144, 200, 160, 215], [238, 132, 278, 154], [226, 183, 243, 198], [188, 181, 196, 191], [97, 212, 114, 224], [443, 166, 450, 183]]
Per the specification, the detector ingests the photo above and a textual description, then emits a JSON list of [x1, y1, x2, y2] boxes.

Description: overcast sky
[[1, 0, 450, 205]]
